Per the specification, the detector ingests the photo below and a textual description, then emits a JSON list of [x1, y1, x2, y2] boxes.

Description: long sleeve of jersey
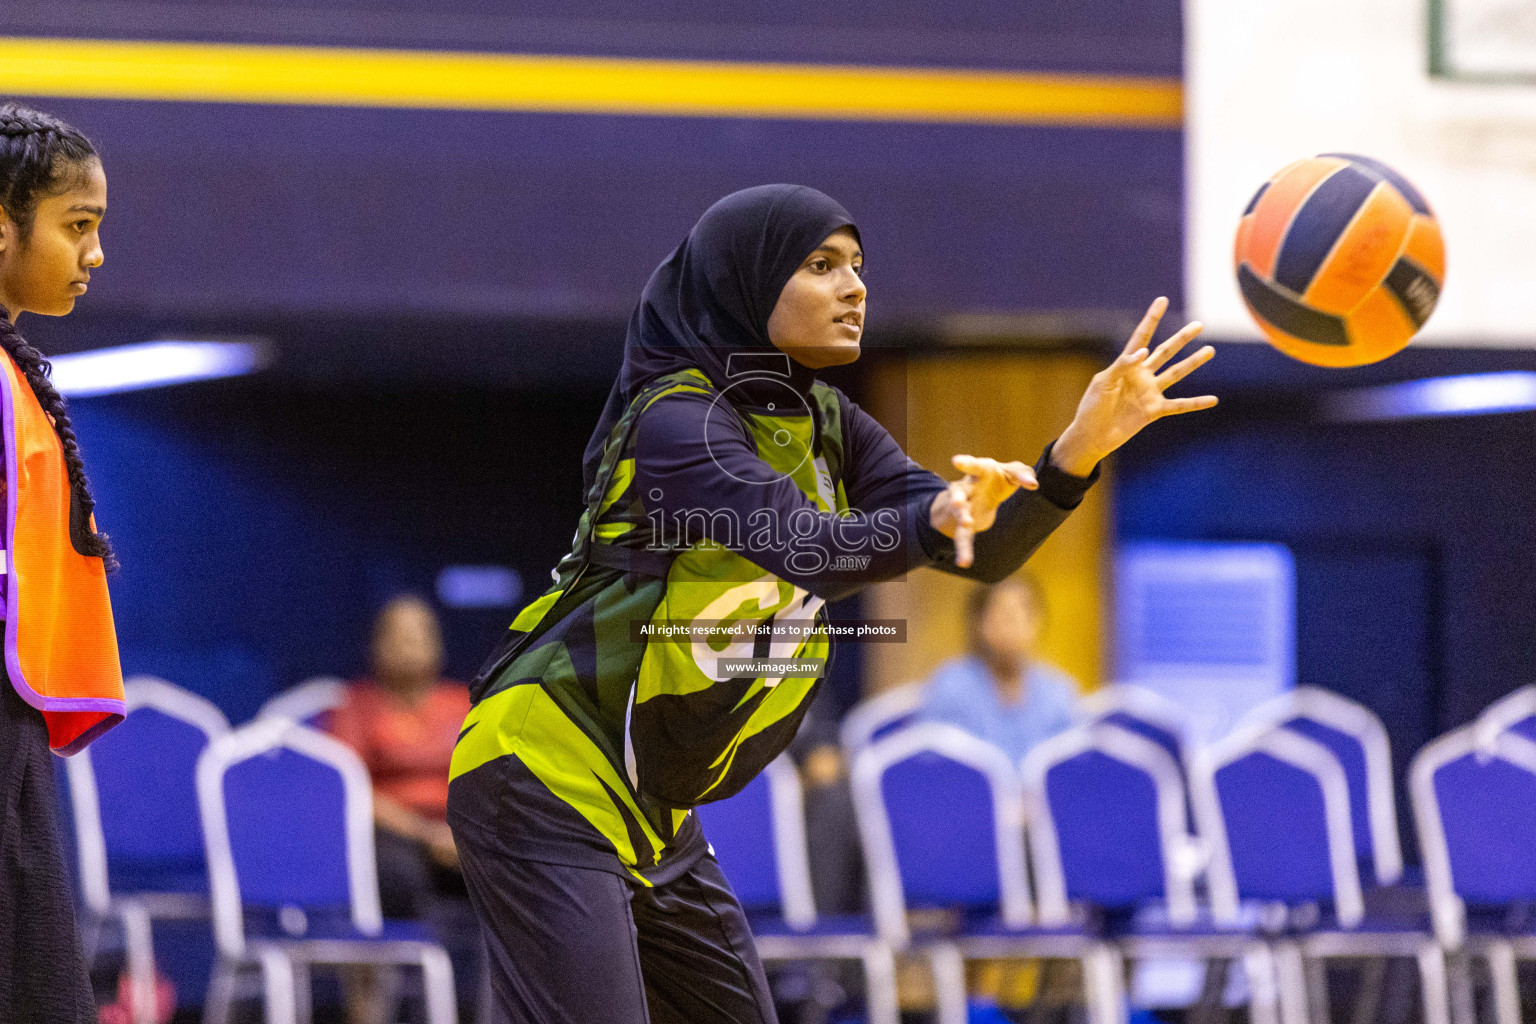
[[632, 387, 1098, 602]]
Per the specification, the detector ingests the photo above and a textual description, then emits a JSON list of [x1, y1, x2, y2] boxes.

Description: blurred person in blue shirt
[[917, 574, 1079, 762]]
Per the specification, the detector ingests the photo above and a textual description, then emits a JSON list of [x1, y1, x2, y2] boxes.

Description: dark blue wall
[[32, 101, 1182, 339], [1118, 402, 1536, 731], [1117, 346, 1536, 856], [17, 1, 1181, 73], [9, 0, 1183, 353], [71, 380, 609, 721]]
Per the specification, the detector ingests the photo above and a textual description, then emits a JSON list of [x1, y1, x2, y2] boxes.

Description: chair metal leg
[[1417, 941, 1452, 1024], [926, 943, 970, 1024], [379, 965, 405, 1024], [860, 943, 901, 1024], [118, 898, 158, 1024], [418, 943, 459, 1024], [1304, 955, 1330, 1024], [1082, 944, 1129, 1024], [1487, 941, 1521, 1024], [1274, 940, 1312, 1024], [1243, 941, 1283, 1024], [292, 961, 314, 1024], [1349, 958, 1387, 1024], [205, 959, 239, 1024], [1192, 958, 1232, 1024], [256, 946, 299, 1024], [1448, 951, 1477, 1024], [80, 914, 105, 963]]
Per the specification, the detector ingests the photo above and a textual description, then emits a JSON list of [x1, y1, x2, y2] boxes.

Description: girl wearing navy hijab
[[448, 184, 1214, 1023]]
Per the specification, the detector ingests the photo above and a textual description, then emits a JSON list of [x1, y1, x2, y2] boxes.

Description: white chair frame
[[196, 718, 455, 1024], [1195, 725, 1446, 1024], [1238, 686, 1403, 885], [745, 755, 899, 1024], [838, 680, 928, 758], [1025, 723, 1281, 1024], [1078, 684, 1194, 768], [852, 722, 1122, 1024], [65, 676, 230, 1024], [1411, 723, 1536, 1024], [1024, 723, 1199, 927], [1473, 684, 1536, 755], [256, 676, 348, 725]]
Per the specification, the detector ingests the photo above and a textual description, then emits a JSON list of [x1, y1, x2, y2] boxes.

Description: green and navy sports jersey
[[449, 368, 1097, 882]]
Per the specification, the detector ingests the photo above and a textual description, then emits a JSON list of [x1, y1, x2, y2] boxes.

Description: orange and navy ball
[[1234, 154, 1445, 367]]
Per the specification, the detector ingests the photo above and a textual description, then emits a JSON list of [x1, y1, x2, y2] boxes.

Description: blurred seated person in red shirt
[[329, 595, 471, 918]]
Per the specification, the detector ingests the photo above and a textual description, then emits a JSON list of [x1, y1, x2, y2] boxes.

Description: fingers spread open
[[1155, 344, 1216, 390], [1120, 296, 1170, 356], [1144, 321, 1205, 372]]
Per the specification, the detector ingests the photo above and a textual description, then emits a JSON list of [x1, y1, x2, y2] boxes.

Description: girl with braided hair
[[0, 100, 125, 1022]]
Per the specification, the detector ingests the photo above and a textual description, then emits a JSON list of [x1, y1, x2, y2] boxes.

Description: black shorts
[[457, 833, 777, 1024], [0, 679, 96, 1023]]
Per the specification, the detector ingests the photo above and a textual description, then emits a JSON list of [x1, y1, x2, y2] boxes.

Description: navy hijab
[[581, 184, 859, 499]]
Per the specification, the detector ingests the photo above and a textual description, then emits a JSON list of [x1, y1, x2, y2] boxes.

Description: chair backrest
[[1078, 683, 1191, 773], [197, 718, 381, 956], [839, 681, 928, 758], [1024, 723, 1196, 926], [64, 676, 231, 914], [694, 754, 816, 929], [1411, 724, 1536, 948], [852, 723, 1030, 947], [256, 676, 348, 728], [1238, 687, 1402, 886], [1474, 685, 1536, 748], [1193, 724, 1364, 927]]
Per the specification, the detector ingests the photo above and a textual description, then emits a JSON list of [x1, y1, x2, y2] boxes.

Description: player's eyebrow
[[808, 244, 864, 260], [68, 204, 106, 216]]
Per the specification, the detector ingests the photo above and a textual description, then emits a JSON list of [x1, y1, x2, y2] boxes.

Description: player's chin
[[816, 333, 862, 366], [37, 295, 78, 317]]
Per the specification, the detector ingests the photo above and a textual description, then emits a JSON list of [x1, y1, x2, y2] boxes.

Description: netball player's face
[[0, 159, 106, 320], [766, 228, 865, 369]]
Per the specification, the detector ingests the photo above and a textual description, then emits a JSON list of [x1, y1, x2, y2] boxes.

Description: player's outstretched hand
[[1050, 296, 1218, 477], [929, 455, 1038, 568]]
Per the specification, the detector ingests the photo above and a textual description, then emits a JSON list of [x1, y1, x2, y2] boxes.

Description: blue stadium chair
[[1411, 723, 1536, 1024], [1023, 723, 1280, 1024], [256, 675, 348, 729], [1077, 684, 1192, 776], [838, 680, 927, 759], [1194, 725, 1446, 1024], [63, 676, 230, 1024], [196, 718, 456, 1024], [694, 754, 899, 1024], [852, 722, 1123, 1024], [1238, 687, 1404, 887]]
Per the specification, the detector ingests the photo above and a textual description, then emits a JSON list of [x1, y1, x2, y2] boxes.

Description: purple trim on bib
[[51, 711, 125, 756], [0, 363, 125, 731], [0, 361, 35, 710]]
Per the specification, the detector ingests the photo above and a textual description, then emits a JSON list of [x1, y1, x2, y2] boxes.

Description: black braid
[[0, 102, 117, 571]]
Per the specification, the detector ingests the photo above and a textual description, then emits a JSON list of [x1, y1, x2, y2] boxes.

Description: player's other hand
[[929, 456, 1037, 568], [1050, 296, 1217, 477]]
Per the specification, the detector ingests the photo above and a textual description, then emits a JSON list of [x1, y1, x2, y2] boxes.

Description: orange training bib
[[0, 351, 123, 754]]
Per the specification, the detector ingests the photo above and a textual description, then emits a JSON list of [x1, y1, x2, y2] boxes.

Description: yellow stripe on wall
[[0, 36, 1182, 127]]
